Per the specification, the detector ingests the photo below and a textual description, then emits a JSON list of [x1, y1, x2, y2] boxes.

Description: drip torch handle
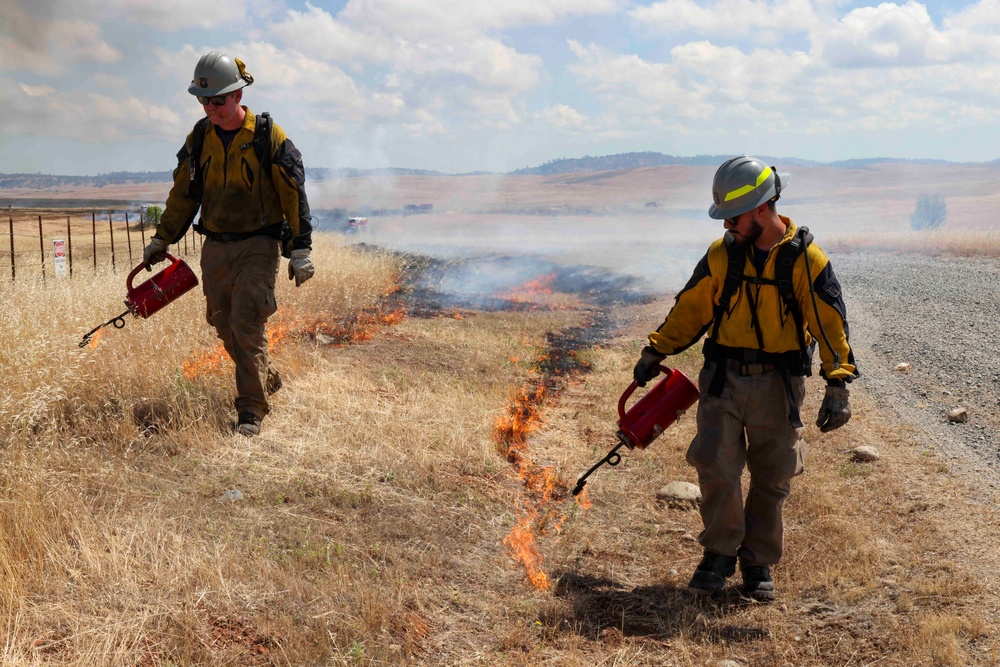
[[618, 364, 673, 419], [128, 253, 179, 292]]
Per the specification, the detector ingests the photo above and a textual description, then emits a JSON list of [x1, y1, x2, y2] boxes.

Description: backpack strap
[[774, 226, 812, 354], [704, 227, 815, 427], [186, 117, 212, 203], [710, 236, 745, 343], [253, 111, 272, 169]]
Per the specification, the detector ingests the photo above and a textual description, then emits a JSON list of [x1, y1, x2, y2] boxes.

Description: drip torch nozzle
[[79, 310, 130, 348], [572, 440, 629, 496]]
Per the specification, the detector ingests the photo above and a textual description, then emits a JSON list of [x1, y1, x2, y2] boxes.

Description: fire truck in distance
[[344, 216, 368, 234]]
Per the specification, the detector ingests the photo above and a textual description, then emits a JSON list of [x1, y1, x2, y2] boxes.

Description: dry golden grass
[[3, 205, 1000, 664], [826, 229, 1000, 257]]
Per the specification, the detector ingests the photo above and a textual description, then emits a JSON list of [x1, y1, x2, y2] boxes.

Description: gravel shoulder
[[833, 250, 1000, 498]]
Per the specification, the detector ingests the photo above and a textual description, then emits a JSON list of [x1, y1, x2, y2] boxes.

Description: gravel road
[[832, 251, 1000, 492]]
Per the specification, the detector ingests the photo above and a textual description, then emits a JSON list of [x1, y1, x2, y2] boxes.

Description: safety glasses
[[197, 93, 231, 106]]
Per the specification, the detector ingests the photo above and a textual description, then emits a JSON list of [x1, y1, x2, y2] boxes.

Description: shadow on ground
[[542, 571, 768, 644]]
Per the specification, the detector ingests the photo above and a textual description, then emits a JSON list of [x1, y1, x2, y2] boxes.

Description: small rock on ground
[[851, 446, 880, 462], [948, 407, 968, 423], [656, 481, 701, 508]]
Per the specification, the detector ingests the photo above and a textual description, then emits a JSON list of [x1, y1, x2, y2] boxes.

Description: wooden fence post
[[92, 212, 97, 273], [125, 212, 133, 266], [139, 209, 146, 246], [108, 212, 116, 273], [38, 215, 46, 282], [67, 216, 73, 278], [8, 207, 14, 282]]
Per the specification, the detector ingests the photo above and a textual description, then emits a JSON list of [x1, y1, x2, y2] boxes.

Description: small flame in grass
[[86, 328, 105, 349], [306, 308, 406, 347], [494, 375, 588, 590], [180, 306, 407, 379], [503, 506, 551, 590], [494, 273, 556, 305], [182, 341, 228, 379]]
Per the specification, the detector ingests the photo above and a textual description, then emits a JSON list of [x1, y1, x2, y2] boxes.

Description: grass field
[[3, 178, 1000, 665]]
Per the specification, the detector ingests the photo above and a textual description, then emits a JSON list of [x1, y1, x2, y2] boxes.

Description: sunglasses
[[197, 93, 231, 106]]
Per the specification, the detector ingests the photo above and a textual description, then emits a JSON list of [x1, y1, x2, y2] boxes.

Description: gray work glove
[[816, 385, 851, 432], [287, 248, 315, 287], [633, 345, 667, 387], [142, 236, 169, 271]]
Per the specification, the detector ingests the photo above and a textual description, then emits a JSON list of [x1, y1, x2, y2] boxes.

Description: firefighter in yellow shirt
[[144, 52, 315, 437], [633, 155, 858, 602]]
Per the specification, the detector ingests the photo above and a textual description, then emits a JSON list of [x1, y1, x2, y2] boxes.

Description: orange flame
[[494, 375, 588, 590], [180, 306, 407, 379], [503, 506, 551, 590], [494, 273, 556, 305], [86, 328, 106, 349], [181, 341, 228, 379]]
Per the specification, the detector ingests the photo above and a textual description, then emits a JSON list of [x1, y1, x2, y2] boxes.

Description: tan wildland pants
[[686, 361, 806, 566], [200, 235, 280, 420]]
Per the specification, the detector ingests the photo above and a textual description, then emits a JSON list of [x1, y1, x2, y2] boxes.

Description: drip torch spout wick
[[572, 440, 629, 496], [78, 309, 131, 348]]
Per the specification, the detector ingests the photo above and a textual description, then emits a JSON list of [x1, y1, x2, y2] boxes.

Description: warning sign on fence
[[53, 239, 67, 277]]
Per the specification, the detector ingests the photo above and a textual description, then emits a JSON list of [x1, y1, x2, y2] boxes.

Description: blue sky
[[2, 0, 1000, 175]]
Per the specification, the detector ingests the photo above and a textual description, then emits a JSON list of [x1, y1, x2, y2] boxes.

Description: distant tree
[[143, 205, 163, 229], [911, 193, 946, 231]]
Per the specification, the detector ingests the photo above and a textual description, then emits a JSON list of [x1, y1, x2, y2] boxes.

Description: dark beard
[[726, 218, 763, 247]]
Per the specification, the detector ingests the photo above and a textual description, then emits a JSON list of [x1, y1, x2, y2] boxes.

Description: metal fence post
[[139, 208, 146, 246], [67, 215, 73, 278], [108, 212, 116, 273], [38, 215, 46, 282], [92, 212, 97, 273], [125, 212, 133, 266], [8, 207, 14, 281]]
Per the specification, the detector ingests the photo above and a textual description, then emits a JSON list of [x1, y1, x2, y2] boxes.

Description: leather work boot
[[740, 561, 775, 603], [688, 552, 737, 593], [236, 412, 262, 437]]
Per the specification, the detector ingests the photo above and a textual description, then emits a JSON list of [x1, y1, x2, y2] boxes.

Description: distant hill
[[0, 171, 173, 189], [510, 152, 726, 175], [509, 152, 982, 176], [0, 167, 446, 190], [1, 154, 992, 189]]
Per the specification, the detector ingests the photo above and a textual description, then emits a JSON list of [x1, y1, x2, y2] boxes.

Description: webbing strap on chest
[[705, 228, 814, 427]]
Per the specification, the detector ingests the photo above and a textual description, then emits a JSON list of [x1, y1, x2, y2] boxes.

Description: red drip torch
[[572, 365, 700, 496], [79, 254, 199, 348]]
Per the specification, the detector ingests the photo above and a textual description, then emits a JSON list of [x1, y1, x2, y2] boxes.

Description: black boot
[[688, 552, 737, 593], [236, 412, 262, 437], [740, 561, 775, 603]]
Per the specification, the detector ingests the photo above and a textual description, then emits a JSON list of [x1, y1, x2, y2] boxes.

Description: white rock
[[894, 362, 911, 372], [656, 481, 702, 508], [221, 489, 245, 501], [851, 446, 880, 462], [948, 407, 968, 423], [715, 661, 743, 667]]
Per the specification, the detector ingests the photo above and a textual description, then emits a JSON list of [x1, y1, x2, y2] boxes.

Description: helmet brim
[[187, 80, 247, 97]]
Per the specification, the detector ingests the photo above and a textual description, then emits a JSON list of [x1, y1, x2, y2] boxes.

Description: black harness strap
[[706, 227, 814, 427]]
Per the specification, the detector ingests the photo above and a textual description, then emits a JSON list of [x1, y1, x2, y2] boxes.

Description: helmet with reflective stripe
[[708, 155, 790, 220], [187, 51, 254, 97]]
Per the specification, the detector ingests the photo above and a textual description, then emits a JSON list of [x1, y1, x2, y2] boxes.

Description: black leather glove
[[816, 385, 851, 432], [633, 345, 667, 387]]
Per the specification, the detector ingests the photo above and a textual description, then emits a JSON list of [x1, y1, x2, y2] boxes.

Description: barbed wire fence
[[3, 206, 202, 282]]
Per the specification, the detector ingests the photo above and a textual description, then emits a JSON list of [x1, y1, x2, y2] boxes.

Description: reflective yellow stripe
[[723, 166, 772, 202]]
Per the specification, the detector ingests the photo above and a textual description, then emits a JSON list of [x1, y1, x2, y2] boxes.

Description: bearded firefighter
[[143, 51, 315, 437], [633, 155, 858, 602]]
